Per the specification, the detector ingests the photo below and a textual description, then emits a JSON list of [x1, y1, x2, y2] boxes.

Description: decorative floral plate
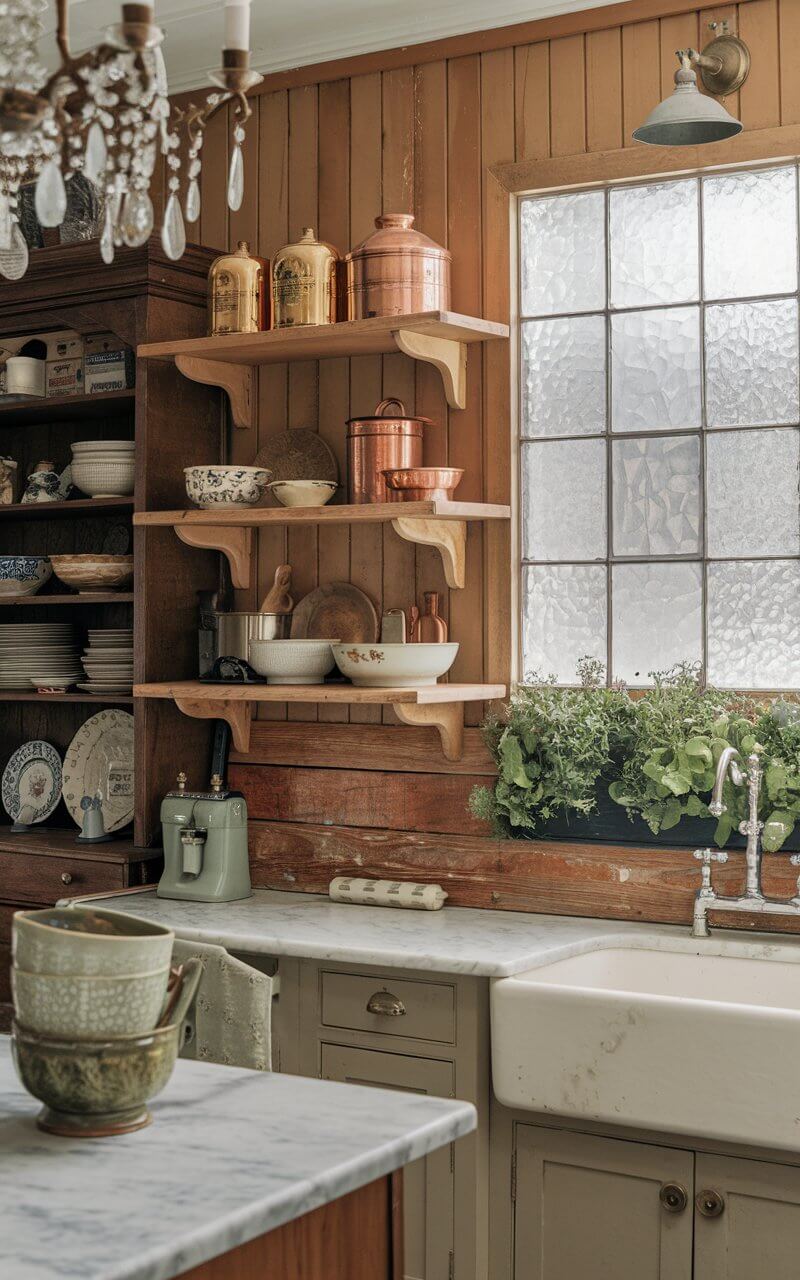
[[1, 740, 63, 825], [62, 710, 134, 834]]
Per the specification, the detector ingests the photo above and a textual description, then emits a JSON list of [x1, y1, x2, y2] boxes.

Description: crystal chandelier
[[0, 0, 262, 280]]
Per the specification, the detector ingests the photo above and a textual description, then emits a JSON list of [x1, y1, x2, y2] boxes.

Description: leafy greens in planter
[[472, 662, 800, 851]]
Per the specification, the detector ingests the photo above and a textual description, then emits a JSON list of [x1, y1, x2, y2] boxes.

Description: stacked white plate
[[78, 628, 134, 694], [0, 623, 82, 690]]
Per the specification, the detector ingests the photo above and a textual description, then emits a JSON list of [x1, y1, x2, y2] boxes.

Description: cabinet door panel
[[514, 1125, 693, 1280], [695, 1153, 800, 1279], [320, 1043, 455, 1280]]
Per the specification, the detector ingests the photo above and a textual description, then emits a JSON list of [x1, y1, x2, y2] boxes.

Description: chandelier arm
[[55, 0, 71, 64]]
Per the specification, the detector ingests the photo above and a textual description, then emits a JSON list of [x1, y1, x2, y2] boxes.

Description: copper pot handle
[[375, 398, 406, 417]]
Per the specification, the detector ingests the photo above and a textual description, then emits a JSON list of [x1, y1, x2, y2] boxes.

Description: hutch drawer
[[320, 969, 457, 1045]]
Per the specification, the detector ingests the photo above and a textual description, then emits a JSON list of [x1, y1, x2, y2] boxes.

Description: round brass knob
[[659, 1183, 688, 1213], [696, 1189, 725, 1218], [366, 990, 406, 1017], [60, 871, 73, 886]]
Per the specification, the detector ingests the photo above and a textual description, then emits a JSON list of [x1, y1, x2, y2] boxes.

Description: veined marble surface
[[68, 887, 797, 977], [1, 1039, 475, 1280]]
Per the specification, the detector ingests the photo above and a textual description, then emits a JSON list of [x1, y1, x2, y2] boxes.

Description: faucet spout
[[708, 745, 745, 816]]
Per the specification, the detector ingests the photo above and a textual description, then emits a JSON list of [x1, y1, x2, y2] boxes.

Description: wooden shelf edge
[[134, 500, 511, 526], [0, 592, 134, 607]]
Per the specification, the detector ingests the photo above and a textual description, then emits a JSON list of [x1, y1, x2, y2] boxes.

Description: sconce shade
[[633, 65, 743, 146]]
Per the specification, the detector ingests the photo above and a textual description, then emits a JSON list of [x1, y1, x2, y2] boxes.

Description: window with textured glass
[[518, 164, 800, 690]]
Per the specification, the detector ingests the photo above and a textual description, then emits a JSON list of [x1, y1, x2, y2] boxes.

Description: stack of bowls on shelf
[[79, 628, 134, 694], [10, 905, 201, 1137], [71, 440, 135, 499], [0, 622, 82, 691]]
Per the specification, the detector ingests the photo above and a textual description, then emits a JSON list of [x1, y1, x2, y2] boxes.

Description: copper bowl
[[381, 467, 464, 502]]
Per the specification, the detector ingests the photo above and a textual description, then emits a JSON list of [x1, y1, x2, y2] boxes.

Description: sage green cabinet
[[694, 1153, 800, 1280]]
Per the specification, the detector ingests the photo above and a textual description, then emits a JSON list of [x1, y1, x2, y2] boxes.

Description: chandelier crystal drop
[[0, 0, 262, 278]]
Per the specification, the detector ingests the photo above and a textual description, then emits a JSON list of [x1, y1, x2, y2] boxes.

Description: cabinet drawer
[[321, 970, 456, 1045], [0, 852, 124, 905]]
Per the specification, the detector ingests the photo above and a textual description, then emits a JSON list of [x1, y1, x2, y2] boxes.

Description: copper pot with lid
[[346, 214, 451, 320], [346, 399, 432, 504]]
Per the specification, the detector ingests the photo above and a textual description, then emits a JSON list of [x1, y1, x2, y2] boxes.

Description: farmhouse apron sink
[[491, 937, 800, 1151]]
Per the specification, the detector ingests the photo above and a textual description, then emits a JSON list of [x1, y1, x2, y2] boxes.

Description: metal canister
[[346, 399, 428, 504], [207, 240, 268, 336], [346, 214, 451, 320], [272, 227, 338, 328], [216, 611, 290, 661]]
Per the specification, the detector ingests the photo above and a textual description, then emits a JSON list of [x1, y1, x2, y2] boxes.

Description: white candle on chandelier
[[224, 0, 251, 51]]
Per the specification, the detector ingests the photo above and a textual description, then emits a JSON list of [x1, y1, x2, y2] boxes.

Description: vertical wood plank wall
[[180, 0, 797, 889]]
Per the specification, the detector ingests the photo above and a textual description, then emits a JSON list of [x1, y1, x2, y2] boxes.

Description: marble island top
[[1, 1039, 475, 1280], [70, 886, 784, 977]]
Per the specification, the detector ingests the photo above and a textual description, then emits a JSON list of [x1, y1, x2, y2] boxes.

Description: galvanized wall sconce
[[634, 22, 751, 146]]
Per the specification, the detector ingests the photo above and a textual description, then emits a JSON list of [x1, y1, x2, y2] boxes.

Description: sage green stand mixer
[[158, 771, 252, 902]]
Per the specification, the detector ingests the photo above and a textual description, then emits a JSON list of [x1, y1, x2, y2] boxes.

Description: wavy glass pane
[[609, 179, 699, 308], [522, 439, 606, 561], [522, 565, 606, 683], [611, 307, 701, 433], [703, 166, 798, 300], [611, 562, 702, 685], [520, 190, 606, 316], [612, 435, 701, 556], [522, 316, 606, 437], [707, 561, 800, 688], [706, 428, 800, 557], [705, 300, 799, 427]]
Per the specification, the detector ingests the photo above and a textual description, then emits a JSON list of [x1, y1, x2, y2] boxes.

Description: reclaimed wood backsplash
[[186, 0, 800, 916]]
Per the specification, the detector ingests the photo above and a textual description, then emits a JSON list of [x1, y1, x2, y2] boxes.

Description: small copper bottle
[[411, 592, 448, 643], [208, 241, 268, 336]]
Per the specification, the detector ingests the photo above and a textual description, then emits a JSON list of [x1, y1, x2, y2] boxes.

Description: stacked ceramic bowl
[[10, 906, 202, 1137], [71, 440, 135, 498], [0, 622, 82, 691], [79, 628, 134, 694]]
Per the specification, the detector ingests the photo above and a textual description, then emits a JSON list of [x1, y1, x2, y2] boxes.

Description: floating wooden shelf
[[134, 500, 510, 590], [138, 311, 509, 424], [0, 389, 135, 427], [134, 680, 506, 760], [0, 497, 133, 522], [0, 692, 133, 704], [0, 592, 134, 607]]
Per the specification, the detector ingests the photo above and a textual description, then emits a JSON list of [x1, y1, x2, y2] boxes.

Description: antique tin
[[346, 214, 451, 319], [208, 240, 268, 336], [346, 399, 429, 504], [216, 611, 290, 662], [272, 227, 338, 328]]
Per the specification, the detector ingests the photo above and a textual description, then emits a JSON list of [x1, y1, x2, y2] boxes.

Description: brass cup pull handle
[[696, 1189, 725, 1218], [659, 1183, 688, 1213], [366, 990, 406, 1017], [60, 872, 73, 886]]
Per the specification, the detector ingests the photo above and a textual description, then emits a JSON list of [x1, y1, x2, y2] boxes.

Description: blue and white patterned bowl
[[184, 465, 273, 510], [0, 556, 52, 598]]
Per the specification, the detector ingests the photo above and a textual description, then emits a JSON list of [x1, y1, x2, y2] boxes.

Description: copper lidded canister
[[272, 227, 338, 328], [347, 399, 430, 504], [208, 240, 268, 336], [346, 214, 451, 320]]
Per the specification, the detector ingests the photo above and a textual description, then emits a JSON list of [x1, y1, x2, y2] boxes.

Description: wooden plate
[[290, 583, 378, 643], [255, 430, 338, 483]]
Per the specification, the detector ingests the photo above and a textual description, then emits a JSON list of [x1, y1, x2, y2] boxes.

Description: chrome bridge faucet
[[692, 746, 800, 937]]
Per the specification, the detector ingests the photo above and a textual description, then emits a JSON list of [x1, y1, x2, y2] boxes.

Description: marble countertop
[[73, 886, 741, 976], [1, 1039, 475, 1280]]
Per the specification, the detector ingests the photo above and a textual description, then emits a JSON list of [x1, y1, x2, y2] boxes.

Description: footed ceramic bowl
[[249, 638, 337, 685], [71, 458, 135, 498], [333, 641, 459, 687], [0, 556, 51, 598], [50, 554, 133, 593], [12, 965, 173, 1039], [12, 906, 175, 977], [268, 480, 337, 507], [185, 465, 273, 510]]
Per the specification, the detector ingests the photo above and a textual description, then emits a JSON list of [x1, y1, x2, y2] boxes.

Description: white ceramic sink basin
[[491, 937, 800, 1151]]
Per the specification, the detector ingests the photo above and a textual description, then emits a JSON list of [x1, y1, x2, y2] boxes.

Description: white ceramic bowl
[[12, 965, 173, 1038], [185, 465, 273, 510], [0, 556, 51, 598], [71, 459, 135, 498], [332, 641, 459, 687], [249, 638, 338, 685], [50, 555, 133, 593], [268, 480, 337, 507], [72, 440, 135, 454], [13, 907, 175, 977]]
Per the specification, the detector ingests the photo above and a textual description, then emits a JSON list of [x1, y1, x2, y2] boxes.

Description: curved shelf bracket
[[174, 696, 253, 753], [174, 524, 253, 589], [393, 329, 468, 409], [391, 516, 466, 589], [394, 701, 465, 761], [175, 353, 255, 429]]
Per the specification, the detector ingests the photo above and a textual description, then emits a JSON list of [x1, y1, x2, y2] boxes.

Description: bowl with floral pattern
[[332, 641, 459, 687], [184, 465, 273, 510], [0, 556, 52, 598]]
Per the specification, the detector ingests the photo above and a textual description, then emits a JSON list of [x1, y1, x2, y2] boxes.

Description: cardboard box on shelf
[[45, 330, 84, 362], [46, 358, 84, 397], [84, 333, 135, 394]]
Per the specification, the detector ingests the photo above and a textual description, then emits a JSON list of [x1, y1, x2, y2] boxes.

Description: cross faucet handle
[[694, 847, 728, 891], [790, 855, 800, 867]]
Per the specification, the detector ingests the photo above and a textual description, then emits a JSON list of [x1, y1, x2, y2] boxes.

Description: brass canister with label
[[272, 227, 338, 328], [208, 241, 268, 336]]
